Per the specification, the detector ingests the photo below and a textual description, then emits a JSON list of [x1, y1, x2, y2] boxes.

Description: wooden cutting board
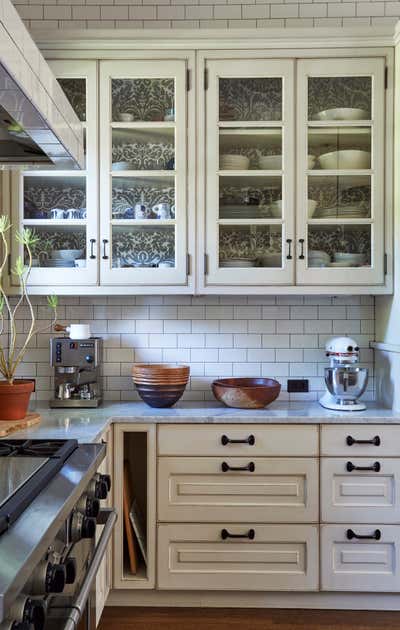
[[0, 413, 41, 437]]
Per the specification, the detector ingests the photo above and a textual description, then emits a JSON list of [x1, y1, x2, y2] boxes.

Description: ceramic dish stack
[[219, 258, 257, 268], [132, 363, 190, 408], [309, 250, 331, 267], [220, 154, 250, 170], [329, 252, 366, 267]]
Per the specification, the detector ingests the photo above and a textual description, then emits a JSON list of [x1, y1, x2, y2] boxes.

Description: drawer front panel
[[321, 524, 400, 592], [321, 425, 399, 456], [321, 458, 400, 523], [158, 424, 318, 457], [158, 457, 319, 522], [158, 523, 318, 591]]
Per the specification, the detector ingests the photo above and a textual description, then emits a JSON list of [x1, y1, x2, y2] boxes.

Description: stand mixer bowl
[[324, 367, 369, 403]]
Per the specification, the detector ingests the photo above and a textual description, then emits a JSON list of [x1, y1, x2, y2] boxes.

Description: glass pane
[[24, 225, 86, 268], [112, 175, 175, 219], [111, 79, 175, 123], [219, 175, 282, 220], [219, 78, 282, 122], [24, 176, 86, 220], [58, 78, 86, 121], [219, 224, 282, 268], [308, 76, 372, 121], [112, 225, 175, 268], [309, 127, 371, 171], [308, 175, 371, 219], [112, 128, 174, 172], [308, 224, 371, 268], [219, 129, 282, 171]]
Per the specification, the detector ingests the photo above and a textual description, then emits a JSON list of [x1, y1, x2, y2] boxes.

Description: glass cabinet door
[[296, 58, 385, 286], [11, 60, 98, 287], [99, 60, 188, 286], [204, 59, 295, 287]]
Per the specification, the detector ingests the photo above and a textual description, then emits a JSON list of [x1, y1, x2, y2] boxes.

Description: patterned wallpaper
[[12, 0, 400, 31]]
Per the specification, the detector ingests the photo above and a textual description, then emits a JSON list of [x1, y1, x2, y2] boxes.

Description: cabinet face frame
[[196, 47, 393, 295], [99, 59, 190, 288], [10, 59, 99, 287], [296, 57, 386, 287]]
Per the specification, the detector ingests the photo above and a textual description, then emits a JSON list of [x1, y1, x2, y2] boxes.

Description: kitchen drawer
[[158, 457, 319, 523], [158, 424, 318, 457], [321, 458, 400, 523], [321, 524, 400, 592], [321, 425, 400, 457], [158, 523, 318, 591]]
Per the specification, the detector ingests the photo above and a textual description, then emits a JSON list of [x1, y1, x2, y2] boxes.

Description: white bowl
[[258, 155, 282, 170], [118, 112, 134, 122], [318, 150, 371, 170], [308, 154, 316, 170], [259, 253, 282, 267], [316, 108, 369, 121], [269, 200, 282, 217], [334, 252, 365, 265], [112, 161, 132, 171], [308, 199, 318, 217], [220, 154, 250, 170], [52, 249, 83, 261]]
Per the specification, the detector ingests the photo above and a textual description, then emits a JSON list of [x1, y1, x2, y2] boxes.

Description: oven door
[[47, 508, 117, 630]]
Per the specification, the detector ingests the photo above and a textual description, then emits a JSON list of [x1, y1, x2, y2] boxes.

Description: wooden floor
[[99, 607, 400, 630]]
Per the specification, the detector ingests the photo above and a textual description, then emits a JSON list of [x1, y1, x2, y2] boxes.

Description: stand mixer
[[319, 336, 368, 412]]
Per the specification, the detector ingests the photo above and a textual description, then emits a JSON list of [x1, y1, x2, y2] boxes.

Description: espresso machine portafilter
[[50, 337, 102, 408]]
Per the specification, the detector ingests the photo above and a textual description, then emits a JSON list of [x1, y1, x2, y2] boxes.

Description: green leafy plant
[[0, 217, 58, 383]]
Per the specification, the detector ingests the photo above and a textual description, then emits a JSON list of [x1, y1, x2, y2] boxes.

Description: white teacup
[[153, 203, 171, 219], [67, 324, 91, 339], [66, 209, 80, 219], [51, 208, 65, 219]]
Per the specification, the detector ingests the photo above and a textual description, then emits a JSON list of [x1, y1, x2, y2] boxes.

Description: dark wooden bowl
[[211, 377, 281, 409], [134, 382, 187, 408]]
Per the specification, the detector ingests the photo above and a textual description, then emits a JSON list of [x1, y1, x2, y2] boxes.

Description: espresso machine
[[319, 336, 369, 412], [50, 337, 103, 408]]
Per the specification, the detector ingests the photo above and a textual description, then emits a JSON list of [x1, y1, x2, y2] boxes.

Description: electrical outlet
[[287, 379, 309, 393]]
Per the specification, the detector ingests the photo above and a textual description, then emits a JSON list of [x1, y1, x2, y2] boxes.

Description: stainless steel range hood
[[0, 0, 84, 169]]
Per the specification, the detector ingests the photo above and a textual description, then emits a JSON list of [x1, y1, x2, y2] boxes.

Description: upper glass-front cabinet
[[99, 60, 188, 286], [204, 59, 295, 286], [11, 60, 98, 287], [296, 58, 385, 286]]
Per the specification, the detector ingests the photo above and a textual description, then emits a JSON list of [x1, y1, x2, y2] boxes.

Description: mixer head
[[325, 336, 360, 365]]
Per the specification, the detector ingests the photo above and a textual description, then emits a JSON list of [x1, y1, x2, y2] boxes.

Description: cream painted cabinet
[[99, 59, 192, 290], [158, 523, 319, 591], [158, 456, 319, 523], [10, 59, 98, 288]]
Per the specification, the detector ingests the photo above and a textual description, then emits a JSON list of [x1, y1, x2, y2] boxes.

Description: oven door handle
[[64, 508, 117, 630]]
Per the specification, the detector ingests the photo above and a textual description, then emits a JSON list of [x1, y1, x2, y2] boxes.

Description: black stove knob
[[46, 563, 66, 594], [99, 474, 111, 492], [64, 557, 77, 585], [81, 516, 96, 539], [95, 480, 108, 500], [23, 598, 46, 630], [11, 623, 31, 630], [87, 497, 100, 518]]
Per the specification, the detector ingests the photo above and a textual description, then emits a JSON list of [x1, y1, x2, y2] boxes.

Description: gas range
[[0, 439, 116, 630]]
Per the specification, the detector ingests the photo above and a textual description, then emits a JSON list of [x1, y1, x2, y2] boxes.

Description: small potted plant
[[0, 217, 58, 420]]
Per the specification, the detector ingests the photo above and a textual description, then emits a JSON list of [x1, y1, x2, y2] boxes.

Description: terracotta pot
[[0, 380, 35, 421]]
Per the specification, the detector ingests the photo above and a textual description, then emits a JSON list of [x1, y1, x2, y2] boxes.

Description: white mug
[[67, 324, 91, 339], [51, 208, 65, 219], [66, 209, 80, 219], [153, 203, 171, 219]]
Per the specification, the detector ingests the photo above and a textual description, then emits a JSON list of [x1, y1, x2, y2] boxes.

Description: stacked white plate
[[314, 206, 368, 219], [334, 252, 365, 266], [220, 258, 257, 268], [318, 150, 371, 170], [258, 155, 282, 170], [220, 154, 250, 170], [309, 250, 331, 267]]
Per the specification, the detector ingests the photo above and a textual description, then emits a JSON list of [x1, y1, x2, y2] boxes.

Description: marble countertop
[[6, 401, 400, 443]]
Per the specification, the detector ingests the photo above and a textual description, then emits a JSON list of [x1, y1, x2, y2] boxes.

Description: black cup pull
[[221, 461, 255, 473], [221, 528, 255, 541], [347, 529, 381, 541], [102, 239, 109, 260], [286, 238, 293, 260], [347, 435, 381, 446], [221, 434, 255, 446], [299, 238, 305, 260], [89, 238, 96, 259], [346, 461, 381, 473]]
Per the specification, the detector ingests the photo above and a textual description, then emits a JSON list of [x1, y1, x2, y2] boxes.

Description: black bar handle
[[347, 529, 381, 541], [346, 461, 381, 473], [221, 528, 255, 541], [221, 434, 255, 446], [102, 239, 109, 260], [286, 238, 293, 260], [89, 239, 96, 260], [347, 435, 381, 446], [221, 461, 255, 473], [299, 238, 305, 260]]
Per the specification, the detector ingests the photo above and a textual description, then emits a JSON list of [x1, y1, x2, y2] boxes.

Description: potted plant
[[0, 217, 58, 420]]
